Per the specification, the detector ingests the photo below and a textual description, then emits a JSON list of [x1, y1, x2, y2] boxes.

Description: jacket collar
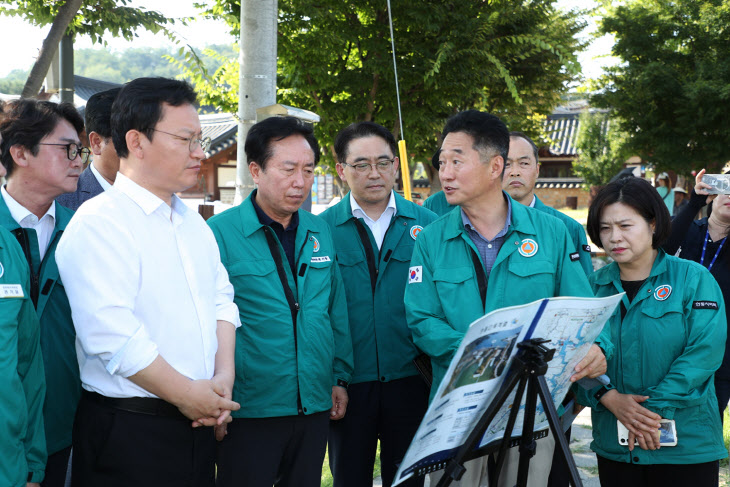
[[0, 187, 73, 232], [240, 190, 318, 238], [443, 191, 536, 240], [593, 248, 669, 286], [333, 190, 416, 226]]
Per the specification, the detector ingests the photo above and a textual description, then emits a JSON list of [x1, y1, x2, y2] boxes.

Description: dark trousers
[[596, 456, 719, 487], [41, 446, 71, 487], [216, 411, 330, 487], [71, 391, 215, 487], [328, 376, 429, 487]]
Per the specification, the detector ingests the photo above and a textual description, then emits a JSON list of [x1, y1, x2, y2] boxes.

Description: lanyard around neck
[[701, 228, 726, 272]]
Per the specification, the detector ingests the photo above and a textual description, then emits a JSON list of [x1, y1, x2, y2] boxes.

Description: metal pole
[[235, 0, 278, 205], [59, 34, 74, 105]]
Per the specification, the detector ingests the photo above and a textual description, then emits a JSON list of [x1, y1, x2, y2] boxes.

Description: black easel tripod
[[435, 338, 583, 487]]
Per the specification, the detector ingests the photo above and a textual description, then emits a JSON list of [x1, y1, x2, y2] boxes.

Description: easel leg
[[536, 376, 583, 487]]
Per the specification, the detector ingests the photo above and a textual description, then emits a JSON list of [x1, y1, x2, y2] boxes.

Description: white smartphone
[[617, 419, 677, 447]]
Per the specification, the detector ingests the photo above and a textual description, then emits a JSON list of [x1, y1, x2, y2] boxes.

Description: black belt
[[83, 389, 188, 421]]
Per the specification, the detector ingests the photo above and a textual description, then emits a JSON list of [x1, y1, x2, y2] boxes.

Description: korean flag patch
[[408, 266, 422, 284]]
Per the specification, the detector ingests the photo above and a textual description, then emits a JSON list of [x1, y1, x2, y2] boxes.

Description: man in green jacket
[[0, 99, 85, 487], [503, 132, 593, 276], [320, 122, 437, 487], [404, 110, 608, 487], [209, 116, 354, 487], [0, 161, 46, 487]]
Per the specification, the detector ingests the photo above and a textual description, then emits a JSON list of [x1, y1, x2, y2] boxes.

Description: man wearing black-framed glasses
[[0, 98, 86, 487], [321, 122, 438, 487]]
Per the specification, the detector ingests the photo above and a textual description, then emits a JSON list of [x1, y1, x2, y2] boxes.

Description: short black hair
[[334, 121, 397, 164], [509, 131, 539, 164], [586, 176, 671, 249], [0, 99, 84, 177], [245, 116, 319, 170], [440, 110, 509, 167], [111, 77, 197, 159], [85, 87, 121, 139]]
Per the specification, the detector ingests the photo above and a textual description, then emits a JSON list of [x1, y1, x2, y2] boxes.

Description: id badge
[[0, 284, 25, 298]]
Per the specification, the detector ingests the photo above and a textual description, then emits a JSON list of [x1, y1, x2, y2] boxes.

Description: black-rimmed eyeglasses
[[342, 158, 395, 174], [38, 143, 91, 164], [150, 128, 211, 153]]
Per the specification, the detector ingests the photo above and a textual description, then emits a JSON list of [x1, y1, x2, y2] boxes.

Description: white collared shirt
[[89, 162, 113, 192], [1, 185, 56, 261], [528, 194, 536, 208], [350, 191, 397, 249], [56, 173, 241, 398]]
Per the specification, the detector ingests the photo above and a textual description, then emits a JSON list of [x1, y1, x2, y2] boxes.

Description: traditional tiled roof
[[73, 75, 122, 104], [200, 113, 238, 159], [543, 100, 609, 157], [534, 178, 586, 189]]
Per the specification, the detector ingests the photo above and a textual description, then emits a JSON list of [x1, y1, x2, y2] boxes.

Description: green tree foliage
[[193, 0, 586, 166], [0, 45, 236, 95], [572, 111, 630, 187], [0, 0, 173, 97], [0, 0, 172, 43], [0, 69, 29, 94], [593, 0, 730, 173]]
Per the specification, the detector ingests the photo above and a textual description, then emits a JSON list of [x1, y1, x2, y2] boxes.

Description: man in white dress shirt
[[56, 77, 240, 487]]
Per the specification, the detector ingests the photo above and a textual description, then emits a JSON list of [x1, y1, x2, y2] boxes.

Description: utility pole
[[58, 34, 74, 104], [235, 0, 278, 205]]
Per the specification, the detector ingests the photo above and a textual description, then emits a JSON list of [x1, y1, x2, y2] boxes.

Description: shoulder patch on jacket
[[583, 245, 591, 253], [408, 266, 422, 284], [570, 252, 580, 262], [693, 301, 719, 310]]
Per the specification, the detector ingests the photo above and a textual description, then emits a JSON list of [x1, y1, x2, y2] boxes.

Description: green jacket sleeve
[[18, 292, 47, 483], [642, 269, 727, 420], [594, 316, 614, 362], [554, 225, 617, 368], [329, 253, 354, 386], [574, 381, 615, 411], [571, 224, 594, 277], [404, 235, 464, 370]]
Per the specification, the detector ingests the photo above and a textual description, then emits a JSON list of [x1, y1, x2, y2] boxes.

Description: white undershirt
[[56, 173, 241, 398], [1, 185, 56, 261], [350, 191, 397, 249], [529, 194, 536, 208]]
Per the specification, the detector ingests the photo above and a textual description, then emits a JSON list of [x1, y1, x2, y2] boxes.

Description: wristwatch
[[594, 384, 614, 402]]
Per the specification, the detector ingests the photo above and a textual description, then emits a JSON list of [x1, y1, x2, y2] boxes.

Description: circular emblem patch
[[410, 225, 423, 240], [0, 261, 3, 279], [654, 285, 672, 301], [518, 239, 538, 257], [312, 236, 320, 253]]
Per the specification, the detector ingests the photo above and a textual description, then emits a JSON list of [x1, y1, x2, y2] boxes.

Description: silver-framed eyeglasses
[[150, 128, 211, 153], [38, 142, 91, 164], [342, 158, 395, 174]]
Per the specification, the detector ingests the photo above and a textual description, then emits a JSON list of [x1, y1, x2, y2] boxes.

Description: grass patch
[[321, 442, 382, 487], [580, 465, 599, 477]]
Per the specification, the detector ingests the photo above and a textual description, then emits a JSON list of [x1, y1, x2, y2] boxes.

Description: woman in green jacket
[[580, 176, 726, 486]]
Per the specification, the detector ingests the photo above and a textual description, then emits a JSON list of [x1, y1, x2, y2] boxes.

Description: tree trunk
[[21, 0, 84, 99]]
